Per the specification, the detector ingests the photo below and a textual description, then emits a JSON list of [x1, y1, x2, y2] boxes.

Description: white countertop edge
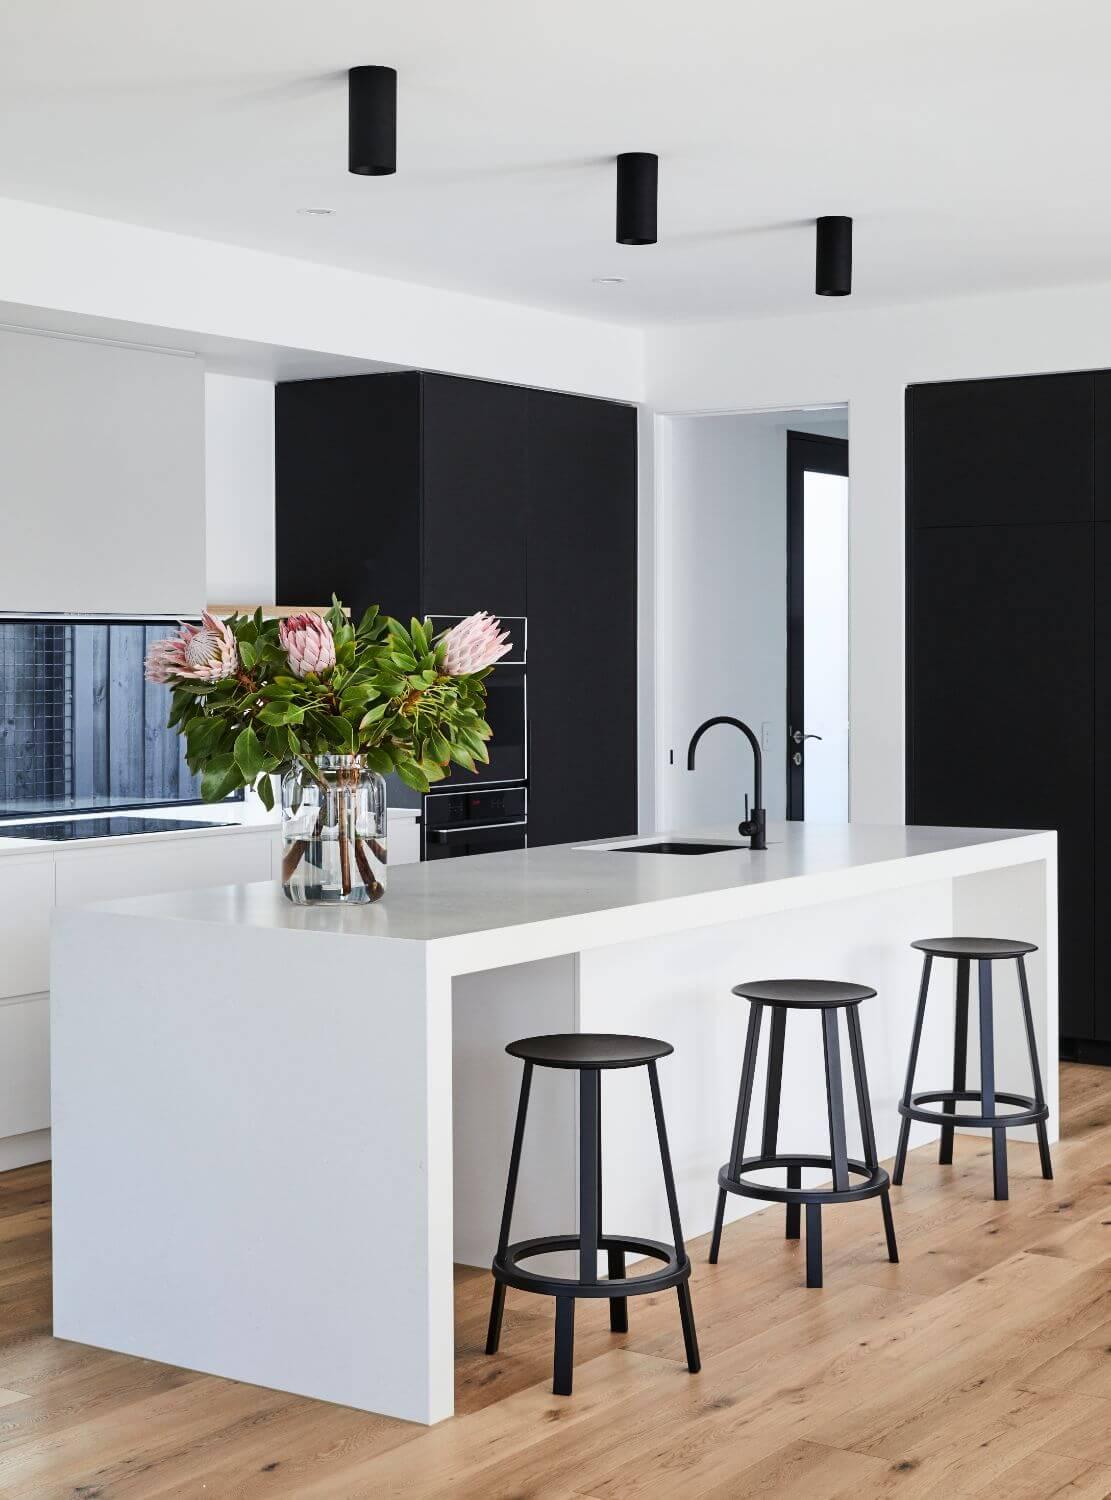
[[53, 824, 1057, 979]]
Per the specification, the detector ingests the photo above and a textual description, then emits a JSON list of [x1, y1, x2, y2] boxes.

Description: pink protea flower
[[280, 612, 336, 678], [440, 612, 512, 675], [144, 611, 238, 685]]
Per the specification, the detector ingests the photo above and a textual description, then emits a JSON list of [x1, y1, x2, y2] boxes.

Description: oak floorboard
[[0, 1063, 1102, 1496]]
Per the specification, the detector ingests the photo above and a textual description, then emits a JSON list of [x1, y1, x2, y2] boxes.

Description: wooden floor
[[0, 1066, 1106, 1498]]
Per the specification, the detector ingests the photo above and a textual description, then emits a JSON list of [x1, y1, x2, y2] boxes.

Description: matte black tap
[[686, 716, 767, 850]]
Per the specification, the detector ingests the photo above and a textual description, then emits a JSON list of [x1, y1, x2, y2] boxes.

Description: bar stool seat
[[711, 980, 897, 1288], [911, 937, 1037, 960], [506, 1034, 673, 1068], [487, 1032, 700, 1396], [732, 979, 876, 1009], [894, 936, 1052, 1200]]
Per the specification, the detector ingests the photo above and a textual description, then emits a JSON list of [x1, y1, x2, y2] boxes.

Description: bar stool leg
[[811, 1010, 850, 1289], [785, 1166, 801, 1240], [939, 959, 970, 1166], [1017, 956, 1054, 1181], [822, 1010, 850, 1194], [846, 1006, 898, 1265], [553, 1296, 575, 1397], [599, 1077, 629, 1333], [893, 954, 933, 1186], [648, 1061, 700, 1373], [486, 1061, 533, 1356], [709, 1002, 763, 1264], [978, 959, 1008, 1201], [762, 1007, 794, 1239], [805, 1204, 823, 1288]]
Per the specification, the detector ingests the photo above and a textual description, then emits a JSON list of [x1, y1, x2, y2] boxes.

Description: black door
[[786, 431, 850, 820], [526, 391, 637, 846], [421, 375, 528, 618]]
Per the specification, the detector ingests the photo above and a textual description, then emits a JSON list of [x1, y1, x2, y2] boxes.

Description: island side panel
[[951, 852, 1058, 1144], [452, 956, 578, 1270], [50, 909, 455, 1425], [577, 878, 955, 1250]]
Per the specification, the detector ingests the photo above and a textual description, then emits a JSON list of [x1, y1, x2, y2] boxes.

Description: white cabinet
[[0, 827, 276, 1168], [390, 814, 421, 867], [0, 856, 54, 998]]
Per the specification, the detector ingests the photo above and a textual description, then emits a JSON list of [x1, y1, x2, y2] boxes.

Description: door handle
[[790, 730, 823, 745]]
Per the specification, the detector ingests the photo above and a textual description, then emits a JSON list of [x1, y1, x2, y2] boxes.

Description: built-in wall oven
[[419, 616, 528, 859], [423, 784, 527, 860]]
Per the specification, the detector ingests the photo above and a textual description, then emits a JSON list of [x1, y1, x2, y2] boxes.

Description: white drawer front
[[0, 993, 49, 1136], [0, 859, 54, 1000]]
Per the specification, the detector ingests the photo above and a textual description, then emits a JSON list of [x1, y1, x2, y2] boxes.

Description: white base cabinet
[[0, 826, 277, 1163]]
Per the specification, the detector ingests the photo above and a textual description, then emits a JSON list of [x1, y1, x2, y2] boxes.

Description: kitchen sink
[[609, 840, 747, 855]]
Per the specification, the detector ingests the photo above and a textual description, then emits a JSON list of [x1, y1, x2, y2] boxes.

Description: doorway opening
[[786, 431, 849, 821], [656, 404, 849, 831]]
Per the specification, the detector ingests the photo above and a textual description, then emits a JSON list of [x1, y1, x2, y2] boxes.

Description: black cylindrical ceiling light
[[815, 215, 852, 296], [348, 65, 397, 176], [616, 152, 658, 245]]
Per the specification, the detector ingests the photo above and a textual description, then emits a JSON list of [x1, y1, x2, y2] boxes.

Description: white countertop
[[78, 821, 1053, 973]]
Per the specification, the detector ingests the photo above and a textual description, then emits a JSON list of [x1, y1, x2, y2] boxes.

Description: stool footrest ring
[[899, 1089, 1047, 1130], [718, 1153, 889, 1205], [492, 1233, 689, 1300]]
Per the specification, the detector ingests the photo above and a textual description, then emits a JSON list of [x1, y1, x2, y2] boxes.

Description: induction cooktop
[[0, 816, 236, 842]]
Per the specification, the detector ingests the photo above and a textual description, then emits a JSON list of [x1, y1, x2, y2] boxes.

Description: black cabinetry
[[276, 371, 637, 850], [906, 372, 1110, 1057], [526, 390, 638, 845]]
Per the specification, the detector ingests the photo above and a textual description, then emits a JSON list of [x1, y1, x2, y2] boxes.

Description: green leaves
[[395, 758, 430, 794], [258, 701, 305, 727], [233, 726, 267, 782], [200, 753, 244, 802]]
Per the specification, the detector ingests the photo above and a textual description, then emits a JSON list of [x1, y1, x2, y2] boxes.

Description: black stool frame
[[486, 1058, 700, 1396], [892, 951, 1052, 1201], [709, 1001, 897, 1288]]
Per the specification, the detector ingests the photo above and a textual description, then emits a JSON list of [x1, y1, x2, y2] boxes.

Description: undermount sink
[[609, 840, 748, 856]]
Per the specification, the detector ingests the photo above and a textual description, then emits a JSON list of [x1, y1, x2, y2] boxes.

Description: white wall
[[646, 278, 1111, 823], [0, 195, 644, 404], [0, 326, 205, 614], [656, 409, 847, 831], [204, 373, 275, 607]]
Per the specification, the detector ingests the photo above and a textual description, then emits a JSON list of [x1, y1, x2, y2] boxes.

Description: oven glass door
[[479, 663, 526, 785], [425, 821, 527, 860]]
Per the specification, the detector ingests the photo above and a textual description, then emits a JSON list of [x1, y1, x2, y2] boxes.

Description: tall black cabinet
[[906, 371, 1110, 1059], [276, 371, 638, 848]]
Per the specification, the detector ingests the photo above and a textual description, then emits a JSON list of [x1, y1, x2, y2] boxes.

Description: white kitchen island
[[50, 821, 1057, 1424]]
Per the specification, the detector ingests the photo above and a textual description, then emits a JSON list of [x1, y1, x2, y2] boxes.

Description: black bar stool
[[892, 937, 1052, 1201], [485, 1032, 700, 1397], [709, 980, 898, 1289]]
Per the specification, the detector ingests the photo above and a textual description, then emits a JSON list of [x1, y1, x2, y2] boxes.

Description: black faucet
[[686, 716, 767, 850]]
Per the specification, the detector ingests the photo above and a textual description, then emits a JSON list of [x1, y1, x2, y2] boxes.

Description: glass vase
[[280, 755, 387, 905]]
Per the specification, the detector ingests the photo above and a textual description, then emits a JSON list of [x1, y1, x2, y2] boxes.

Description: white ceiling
[[2, 1, 1110, 326]]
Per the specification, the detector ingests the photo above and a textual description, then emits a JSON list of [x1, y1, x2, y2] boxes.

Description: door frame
[[786, 430, 850, 820]]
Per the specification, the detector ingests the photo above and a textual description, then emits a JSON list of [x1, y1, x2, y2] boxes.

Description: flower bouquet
[[146, 601, 511, 904]]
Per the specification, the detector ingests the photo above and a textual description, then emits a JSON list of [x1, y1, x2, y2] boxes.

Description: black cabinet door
[[1093, 525, 1111, 1041], [907, 375, 1094, 527], [908, 522, 1094, 1041], [526, 391, 637, 847], [420, 375, 528, 618], [276, 373, 422, 623]]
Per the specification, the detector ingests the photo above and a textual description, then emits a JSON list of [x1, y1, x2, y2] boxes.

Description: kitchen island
[[50, 821, 1056, 1424]]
